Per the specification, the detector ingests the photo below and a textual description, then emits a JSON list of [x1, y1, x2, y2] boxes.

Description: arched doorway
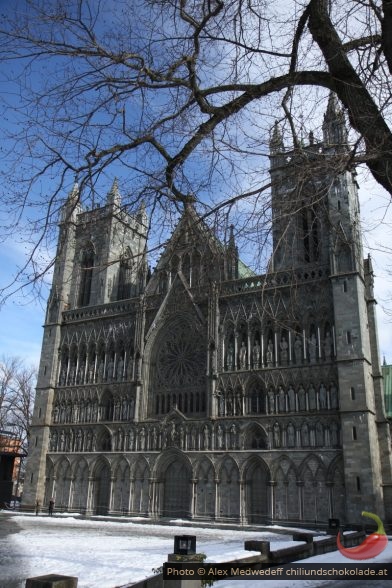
[[94, 461, 111, 515], [245, 458, 270, 523], [219, 458, 240, 520], [162, 458, 191, 518], [195, 459, 215, 518]]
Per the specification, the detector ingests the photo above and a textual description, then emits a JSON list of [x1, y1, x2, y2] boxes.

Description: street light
[[174, 535, 196, 555]]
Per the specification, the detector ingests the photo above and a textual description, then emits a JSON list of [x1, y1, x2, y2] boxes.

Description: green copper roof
[[238, 259, 256, 278], [382, 363, 392, 418]]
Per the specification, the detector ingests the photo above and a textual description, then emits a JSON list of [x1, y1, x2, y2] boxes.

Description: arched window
[[301, 204, 319, 263], [78, 244, 94, 307], [117, 251, 133, 300]]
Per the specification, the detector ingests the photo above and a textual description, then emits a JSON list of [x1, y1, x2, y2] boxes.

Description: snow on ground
[[215, 535, 392, 588], [1, 511, 391, 588], [0, 512, 300, 588]]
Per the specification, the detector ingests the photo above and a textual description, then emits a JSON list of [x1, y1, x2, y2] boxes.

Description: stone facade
[[23, 96, 392, 525]]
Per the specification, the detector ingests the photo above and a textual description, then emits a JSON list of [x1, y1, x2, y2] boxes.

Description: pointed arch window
[[301, 203, 319, 263], [117, 251, 133, 300], [78, 244, 94, 307]]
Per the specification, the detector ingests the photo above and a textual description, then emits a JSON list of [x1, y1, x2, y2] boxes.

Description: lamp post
[[164, 535, 202, 588]]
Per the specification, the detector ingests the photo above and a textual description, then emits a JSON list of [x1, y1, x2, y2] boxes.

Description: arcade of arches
[[45, 450, 345, 523]]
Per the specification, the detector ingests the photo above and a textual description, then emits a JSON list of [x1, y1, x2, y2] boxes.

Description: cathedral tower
[[23, 101, 392, 527]]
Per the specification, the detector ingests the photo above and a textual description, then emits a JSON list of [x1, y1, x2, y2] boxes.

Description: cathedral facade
[[23, 96, 392, 526]]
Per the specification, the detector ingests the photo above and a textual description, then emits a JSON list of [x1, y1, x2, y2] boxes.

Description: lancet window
[[78, 243, 95, 307], [117, 251, 133, 300]]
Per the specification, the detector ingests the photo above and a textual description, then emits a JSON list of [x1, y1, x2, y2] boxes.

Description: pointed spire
[[323, 92, 348, 146], [228, 224, 236, 249], [270, 120, 284, 154], [383, 355, 387, 366], [107, 178, 121, 207], [136, 200, 148, 227], [61, 182, 81, 223]]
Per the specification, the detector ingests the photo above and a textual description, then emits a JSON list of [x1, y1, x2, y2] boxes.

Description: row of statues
[[271, 421, 340, 449], [225, 331, 334, 370], [217, 383, 339, 417], [49, 418, 341, 454], [52, 395, 136, 424], [58, 353, 133, 386]]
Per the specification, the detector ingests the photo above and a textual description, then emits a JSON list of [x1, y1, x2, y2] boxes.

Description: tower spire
[[323, 92, 348, 146], [270, 120, 284, 154], [61, 182, 81, 223], [107, 177, 121, 207]]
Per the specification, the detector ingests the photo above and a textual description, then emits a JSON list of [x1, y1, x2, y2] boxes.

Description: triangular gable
[[145, 273, 205, 341]]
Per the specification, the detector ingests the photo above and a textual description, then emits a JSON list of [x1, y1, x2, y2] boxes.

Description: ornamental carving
[[153, 319, 205, 389]]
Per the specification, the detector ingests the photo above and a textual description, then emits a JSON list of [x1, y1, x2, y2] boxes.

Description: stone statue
[[129, 428, 134, 450], [288, 386, 295, 412], [330, 384, 338, 409], [253, 340, 261, 367], [87, 430, 92, 451], [294, 335, 302, 364], [268, 388, 275, 414], [139, 427, 146, 450], [298, 386, 306, 411], [50, 431, 57, 452], [324, 331, 333, 359], [308, 384, 316, 410], [308, 333, 317, 363], [107, 358, 114, 381], [203, 425, 210, 450], [287, 423, 295, 447], [227, 343, 234, 370], [273, 422, 280, 448], [217, 425, 224, 449], [278, 386, 285, 413], [117, 357, 124, 381], [59, 367, 67, 386], [230, 424, 237, 448], [98, 359, 104, 382], [266, 339, 274, 366], [316, 422, 324, 446], [239, 341, 247, 369], [218, 393, 225, 416], [301, 424, 309, 446], [319, 384, 327, 409], [280, 336, 288, 364]]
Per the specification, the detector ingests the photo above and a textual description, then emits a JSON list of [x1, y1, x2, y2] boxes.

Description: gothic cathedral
[[23, 96, 392, 526]]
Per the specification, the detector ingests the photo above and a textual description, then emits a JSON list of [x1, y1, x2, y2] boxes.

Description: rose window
[[154, 322, 205, 389]]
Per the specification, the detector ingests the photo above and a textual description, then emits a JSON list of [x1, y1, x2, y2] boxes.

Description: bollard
[[164, 536, 202, 588], [25, 574, 78, 588]]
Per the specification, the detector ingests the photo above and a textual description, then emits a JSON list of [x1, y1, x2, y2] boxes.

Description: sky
[[1, 173, 392, 370], [1, 0, 392, 369], [1, 513, 391, 588]]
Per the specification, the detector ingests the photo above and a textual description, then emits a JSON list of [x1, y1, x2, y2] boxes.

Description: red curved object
[[337, 511, 388, 560]]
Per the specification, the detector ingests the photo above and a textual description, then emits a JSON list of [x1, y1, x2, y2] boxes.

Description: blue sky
[[1, 0, 392, 368], [1, 173, 392, 369]]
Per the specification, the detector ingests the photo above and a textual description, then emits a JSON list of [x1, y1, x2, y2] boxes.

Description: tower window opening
[[356, 476, 361, 492], [78, 246, 94, 307], [350, 387, 355, 400], [302, 205, 319, 263], [117, 256, 133, 300], [343, 280, 348, 293], [352, 426, 357, 440]]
